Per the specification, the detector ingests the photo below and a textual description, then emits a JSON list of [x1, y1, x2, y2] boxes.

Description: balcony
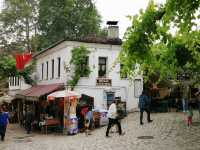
[[9, 76, 31, 91]]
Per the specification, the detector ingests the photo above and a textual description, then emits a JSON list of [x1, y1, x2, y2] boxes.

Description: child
[[186, 106, 193, 127], [84, 119, 90, 136]]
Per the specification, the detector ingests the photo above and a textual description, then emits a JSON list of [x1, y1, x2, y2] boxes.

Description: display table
[[42, 119, 60, 134]]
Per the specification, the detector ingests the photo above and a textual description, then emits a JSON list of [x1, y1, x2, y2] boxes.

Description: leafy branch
[[67, 46, 91, 90]]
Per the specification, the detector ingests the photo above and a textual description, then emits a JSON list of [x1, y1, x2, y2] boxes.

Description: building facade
[[33, 39, 142, 111], [8, 22, 143, 112]]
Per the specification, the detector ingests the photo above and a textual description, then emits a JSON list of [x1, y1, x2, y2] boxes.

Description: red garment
[[80, 107, 88, 116], [58, 100, 64, 109], [187, 117, 192, 126], [15, 52, 32, 70]]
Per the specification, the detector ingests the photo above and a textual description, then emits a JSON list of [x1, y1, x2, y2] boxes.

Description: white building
[[9, 23, 143, 112]]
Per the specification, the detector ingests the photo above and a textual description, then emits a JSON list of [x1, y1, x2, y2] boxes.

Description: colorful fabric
[[15, 52, 32, 70]]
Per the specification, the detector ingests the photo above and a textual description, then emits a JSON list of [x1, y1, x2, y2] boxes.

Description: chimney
[[107, 21, 119, 39]]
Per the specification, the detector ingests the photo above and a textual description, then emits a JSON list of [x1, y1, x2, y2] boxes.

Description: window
[[120, 64, 128, 79], [80, 56, 89, 77], [51, 59, 54, 79], [42, 63, 44, 80], [46, 61, 48, 80], [98, 57, 107, 78], [106, 92, 115, 109], [57, 57, 61, 78]]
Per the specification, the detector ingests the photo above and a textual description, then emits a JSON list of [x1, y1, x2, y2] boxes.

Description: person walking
[[0, 106, 9, 141], [106, 100, 124, 137], [25, 107, 34, 134], [139, 90, 153, 125]]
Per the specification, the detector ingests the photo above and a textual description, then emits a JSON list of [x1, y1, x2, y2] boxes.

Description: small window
[[51, 59, 54, 79], [57, 57, 61, 78], [120, 64, 128, 79], [98, 57, 107, 78], [80, 56, 89, 77], [46, 61, 48, 80], [42, 63, 44, 80]]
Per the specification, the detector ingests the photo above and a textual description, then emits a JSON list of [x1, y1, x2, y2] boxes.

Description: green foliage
[[17, 61, 36, 85], [164, 0, 200, 32], [0, 0, 38, 51], [0, 55, 17, 78], [38, 0, 102, 48], [0, 54, 35, 85], [67, 46, 91, 89], [1, 0, 103, 51], [121, 0, 200, 86]]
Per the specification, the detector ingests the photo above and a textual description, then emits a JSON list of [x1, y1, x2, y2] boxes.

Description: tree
[[0, 0, 103, 52], [120, 0, 200, 88], [0, 0, 39, 52], [38, 0, 102, 49]]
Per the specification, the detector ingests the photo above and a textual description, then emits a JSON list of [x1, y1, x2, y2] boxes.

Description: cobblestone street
[[1, 111, 200, 150]]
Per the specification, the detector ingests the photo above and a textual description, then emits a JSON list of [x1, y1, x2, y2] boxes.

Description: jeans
[[0, 125, 7, 141], [106, 118, 122, 136], [182, 98, 188, 112], [25, 122, 32, 134]]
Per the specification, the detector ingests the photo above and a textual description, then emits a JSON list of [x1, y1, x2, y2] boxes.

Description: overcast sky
[[95, 0, 165, 38]]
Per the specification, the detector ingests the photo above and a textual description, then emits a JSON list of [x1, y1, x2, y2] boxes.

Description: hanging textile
[[15, 52, 32, 70]]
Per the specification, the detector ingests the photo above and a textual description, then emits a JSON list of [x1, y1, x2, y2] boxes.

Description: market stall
[[47, 90, 80, 135]]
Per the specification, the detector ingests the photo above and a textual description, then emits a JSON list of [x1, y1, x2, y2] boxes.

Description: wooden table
[[42, 119, 60, 134]]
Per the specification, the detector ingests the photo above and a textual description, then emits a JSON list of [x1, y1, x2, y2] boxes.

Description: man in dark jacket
[[139, 90, 153, 125], [25, 108, 34, 134]]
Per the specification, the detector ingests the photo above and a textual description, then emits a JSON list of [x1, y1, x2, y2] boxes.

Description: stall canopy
[[16, 83, 64, 101], [0, 94, 14, 104], [47, 90, 81, 101]]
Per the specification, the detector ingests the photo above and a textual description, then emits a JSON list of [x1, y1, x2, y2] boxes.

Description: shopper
[[139, 90, 153, 125], [85, 106, 93, 135], [25, 107, 34, 134], [0, 106, 9, 141], [106, 100, 124, 137]]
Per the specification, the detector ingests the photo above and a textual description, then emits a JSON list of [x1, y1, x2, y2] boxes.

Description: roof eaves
[[33, 39, 65, 58]]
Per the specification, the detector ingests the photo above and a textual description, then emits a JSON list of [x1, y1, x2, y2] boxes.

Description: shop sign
[[96, 78, 112, 86]]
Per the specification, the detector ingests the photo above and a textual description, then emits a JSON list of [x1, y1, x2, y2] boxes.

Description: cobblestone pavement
[[1, 111, 200, 150]]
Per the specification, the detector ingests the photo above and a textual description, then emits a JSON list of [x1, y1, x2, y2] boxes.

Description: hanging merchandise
[[47, 90, 80, 135]]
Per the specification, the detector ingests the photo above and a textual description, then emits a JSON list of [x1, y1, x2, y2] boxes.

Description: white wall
[[35, 41, 143, 111]]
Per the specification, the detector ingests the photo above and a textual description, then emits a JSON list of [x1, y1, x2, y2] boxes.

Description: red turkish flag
[[15, 52, 32, 70]]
